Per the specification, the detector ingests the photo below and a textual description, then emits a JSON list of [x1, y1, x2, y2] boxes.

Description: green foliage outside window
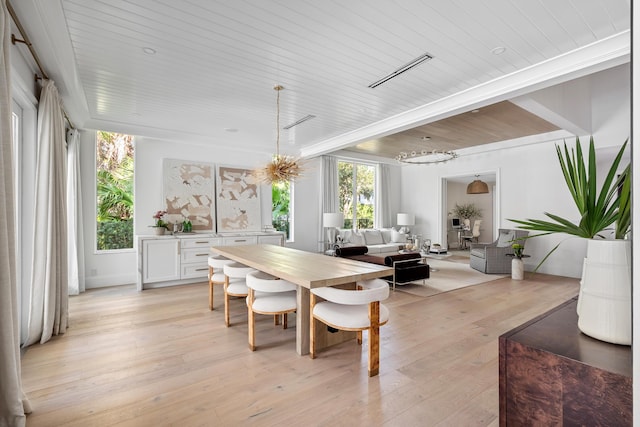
[[272, 180, 291, 239], [96, 131, 134, 250], [338, 161, 374, 229]]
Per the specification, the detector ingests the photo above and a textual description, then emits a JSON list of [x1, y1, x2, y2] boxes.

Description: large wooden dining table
[[210, 244, 394, 356]]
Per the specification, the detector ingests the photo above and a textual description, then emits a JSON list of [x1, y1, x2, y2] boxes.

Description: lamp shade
[[397, 213, 415, 226], [467, 179, 489, 194], [323, 212, 344, 228]]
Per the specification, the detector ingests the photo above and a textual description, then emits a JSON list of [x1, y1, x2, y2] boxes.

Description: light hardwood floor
[[21, 269, 579, 426]]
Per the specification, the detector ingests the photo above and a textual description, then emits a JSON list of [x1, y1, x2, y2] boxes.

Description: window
[[272, 180, 292, 240], [96, 131, 134, 250], [338, 161, 375, 229]]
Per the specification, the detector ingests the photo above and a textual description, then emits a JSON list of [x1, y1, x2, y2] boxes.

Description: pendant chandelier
[[396, 149, 458, 164], [256, 85, 304, 183], [467, 175, 489, 194]]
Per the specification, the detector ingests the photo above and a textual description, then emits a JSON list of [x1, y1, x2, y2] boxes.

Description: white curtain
[[67, 129, 84, 295], [0, 0, 30, 424], [319, 155, 338, 250], [24, 80, 68, 346], [375, 163, 392, 228]]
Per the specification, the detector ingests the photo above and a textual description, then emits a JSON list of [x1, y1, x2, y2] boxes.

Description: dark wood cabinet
[[499, 297, 632, 426]]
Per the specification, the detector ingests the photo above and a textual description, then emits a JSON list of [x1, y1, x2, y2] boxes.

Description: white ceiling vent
[[368, 52, 434, 88]]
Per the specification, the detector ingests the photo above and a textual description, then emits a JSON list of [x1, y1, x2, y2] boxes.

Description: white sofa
[[336, 228, 407, 254]]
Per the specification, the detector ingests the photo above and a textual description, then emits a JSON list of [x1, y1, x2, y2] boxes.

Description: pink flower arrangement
[[152, 210, 168, 228]]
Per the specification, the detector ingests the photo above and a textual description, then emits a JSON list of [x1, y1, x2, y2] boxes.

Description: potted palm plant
[[509, 136, 630, 345]]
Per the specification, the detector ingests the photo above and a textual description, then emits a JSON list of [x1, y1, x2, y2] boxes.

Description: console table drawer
[[181, 247, 211, 263], [181, 263, 210, 279], [181, 237, 221, 249], [222, 236, 258, 246]]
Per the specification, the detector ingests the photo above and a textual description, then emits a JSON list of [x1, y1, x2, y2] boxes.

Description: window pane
[[272, 180, 292, 240], [338, 161, 375, 229], [355, 164, 375, 229], [96, 131, 134, 250]]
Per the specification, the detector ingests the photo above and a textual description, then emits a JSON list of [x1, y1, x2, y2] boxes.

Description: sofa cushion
[[379, 228, 392, 244], [366, 243, 403, 254], [350, 230, 365, 245], [363, 229, 384, 245], [497, 230, 515, 247], [390, 227, 407, 243]]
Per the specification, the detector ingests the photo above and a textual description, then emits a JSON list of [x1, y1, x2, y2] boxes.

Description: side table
[[500, 297, 631, 425]]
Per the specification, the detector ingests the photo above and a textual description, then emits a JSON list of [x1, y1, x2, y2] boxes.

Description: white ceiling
[[10, 0, 630, 160]]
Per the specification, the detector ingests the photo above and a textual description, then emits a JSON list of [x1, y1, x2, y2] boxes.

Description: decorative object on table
[[421, 239, 431, 254], [396, 213, 415, 234], [466, 175, 489, 194], [509, 137, 630, 345], [255, 85, 305, 183], [162, 158, 215, 231], [182, 219, 192, 233], [323, 212, 344, 247], [151, 210, 168, 235], [216, 165, 262, 232]]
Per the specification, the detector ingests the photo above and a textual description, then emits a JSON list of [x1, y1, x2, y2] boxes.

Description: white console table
[[136, 232, 284, 291]]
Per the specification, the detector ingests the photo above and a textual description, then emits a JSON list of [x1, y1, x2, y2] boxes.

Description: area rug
[[395, 258, 507, 297]]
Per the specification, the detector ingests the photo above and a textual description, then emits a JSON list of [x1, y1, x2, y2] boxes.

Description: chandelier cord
[[275, 85, 283, 157]]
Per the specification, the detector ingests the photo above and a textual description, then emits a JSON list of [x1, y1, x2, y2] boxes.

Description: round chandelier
[[395, 149, 458, 164]]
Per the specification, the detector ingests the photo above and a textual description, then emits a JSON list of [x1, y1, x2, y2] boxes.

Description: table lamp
[[397, 213, 415, 234], [323, 212, 344, 246]]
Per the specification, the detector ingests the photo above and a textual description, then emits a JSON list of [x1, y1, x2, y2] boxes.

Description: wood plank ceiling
[[12, 0, 630, 159]]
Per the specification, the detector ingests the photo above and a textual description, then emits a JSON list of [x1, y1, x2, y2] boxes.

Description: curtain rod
[[6, 0, 75, 129]]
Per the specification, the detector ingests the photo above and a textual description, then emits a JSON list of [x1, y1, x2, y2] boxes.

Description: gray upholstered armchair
[[469, 229, 529, 274]]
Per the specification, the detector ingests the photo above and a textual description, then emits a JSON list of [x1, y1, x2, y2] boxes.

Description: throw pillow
[[497, 230, 515, 247], [379, 228, 392, 244], [350, 230, 365, 245], [363, 229, 384, 245], [390, 227, 407, 243]]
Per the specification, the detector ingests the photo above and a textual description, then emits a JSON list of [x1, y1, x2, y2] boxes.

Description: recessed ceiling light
[[421, 136, 431, 141], [491, 46, 506, 55], [471, 109, 480, 113], [224, 128, 238, 133], [142, 47, 156, 55]]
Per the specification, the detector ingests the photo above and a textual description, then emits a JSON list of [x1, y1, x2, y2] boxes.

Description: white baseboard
[[85, 273, 136, 289]]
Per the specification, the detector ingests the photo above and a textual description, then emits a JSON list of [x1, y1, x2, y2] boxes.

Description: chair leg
[[357, 330, 362, 345], [283, 313, 288, 329], [208, 266, 214, 310], [248, 311, 256, 351], [224, 275, 230, 327], [309, 294, 317, 359], [368, 301, 381, 377], [274, 314, 280, 326]]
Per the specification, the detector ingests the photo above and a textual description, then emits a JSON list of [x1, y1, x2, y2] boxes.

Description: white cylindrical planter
[[154, 227, 165, 235], [577, 239, 631, 345], [511, 258, 524, 280]]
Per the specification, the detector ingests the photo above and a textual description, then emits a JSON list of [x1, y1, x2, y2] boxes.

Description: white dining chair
[[222, 262, 257, 327], [245, 270, 297, 351], [208, 255, 234, 310], [310, 278, 390, 377]]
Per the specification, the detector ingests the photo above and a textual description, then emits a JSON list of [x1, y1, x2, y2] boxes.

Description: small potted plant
[[151, 210, 168, 235], [511, 243, 524, 259]]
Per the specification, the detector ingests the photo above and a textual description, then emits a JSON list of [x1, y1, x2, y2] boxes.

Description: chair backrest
[[246, 270, 297, 292], [472, 220, 481, 237], [311, 279, 389, 305], [495, 228, 529, 247], [223, 262, 255, 279]]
